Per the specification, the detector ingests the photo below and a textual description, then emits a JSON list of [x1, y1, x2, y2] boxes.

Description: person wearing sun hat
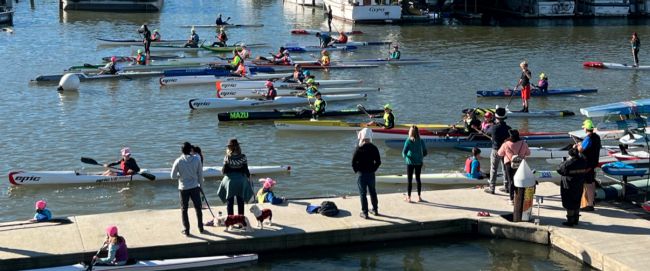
[[256, 178, 286, 205], [485, 107, 511, 194], [575, 119, 601, 212], [367, 104, 395, 129], [102, 147, 141, 176]]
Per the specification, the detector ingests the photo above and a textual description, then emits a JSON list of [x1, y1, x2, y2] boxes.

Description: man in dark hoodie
[[485, 107, 511, 194], [352, 128, 381, 219]]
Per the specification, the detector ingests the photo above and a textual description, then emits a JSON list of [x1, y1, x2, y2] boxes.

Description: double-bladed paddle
[[80, 157, 155, 181]]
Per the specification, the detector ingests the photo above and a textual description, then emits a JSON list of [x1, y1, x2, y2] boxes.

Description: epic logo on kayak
[[221, 83, 237, 88], [14, 175, 41, 182], [219, 91, 237, 97]]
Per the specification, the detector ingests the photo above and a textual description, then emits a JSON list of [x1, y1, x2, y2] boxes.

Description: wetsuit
[[319, 33, 333, 48], [142, 28, 152, 54], [632, 37, 641, 66]]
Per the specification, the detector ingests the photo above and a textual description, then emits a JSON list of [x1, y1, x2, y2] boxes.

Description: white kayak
[[189, 94, 367, 110], [456, 146, 610, 159], [130, 45, 202, 53], [24, 254, 258, 271], [159, 73, 293, 86], [376, 170, 561, 185], [97, 38, 191, 47], [217, 87, 379, 98], [583, 61, 650, 70], [215, 79, 362, 89], [8, 166, 290, 186]]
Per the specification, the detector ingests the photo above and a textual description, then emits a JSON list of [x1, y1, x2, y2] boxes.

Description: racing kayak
[[215, 79, 362, 89], [476, 88, 597, 97], [181, 23, 265, 28], [101, 55, 180, 63], [383, 132, 571, 149], [31, 72, 162, 83], [200, 44, 267, 52], [8, 166, 290, 186], [326, 58, 436, 66], [67, 63, 212, 73], [291, 29, 364, 35], [250, 61, 379, 70], [285, 41, 391, 47], [24, 254, 258, 271], [455, 146, 610, 159], [217, 108, 384, 121], [465, 107, 575, 117], [97, 38, 189, 46], [579, 98, 650, 117], [285, 45, 358, 52], [163, 66, 276, 77], [189, 94, 367, 110], [217, 87, 379, 98], [568, 118, 649, 140], [130, 45, 202, 53], [159, 73, 293, 86], [376, 171, 561, 185], [273, 120, 450, 131], [583, 61, 650, 70]]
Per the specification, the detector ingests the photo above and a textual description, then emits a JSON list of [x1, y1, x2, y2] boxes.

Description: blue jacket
[[402, 138, 427, 166], [34, 209, 52, 222]]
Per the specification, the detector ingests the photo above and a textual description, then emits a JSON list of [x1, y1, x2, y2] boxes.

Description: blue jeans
[[357, 172, 378, 214]]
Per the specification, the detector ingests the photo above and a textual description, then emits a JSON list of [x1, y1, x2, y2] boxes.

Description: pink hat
[[265, 81, 273, 88], [121, 147, 131, 157], [106, 225, 118, 237], [35, 200, 47, 210], [261, 178, 276, 189], [110, 56, 117, 62]]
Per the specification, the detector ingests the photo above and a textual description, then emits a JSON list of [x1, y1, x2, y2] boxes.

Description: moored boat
[[217, 87, 379, 98], [376, 171, 561, 185], [159, 73, 293, 86], [97, 38, 190, 46], [189, 94, 367, 110], [180, 23, 265, 28], [579, 98, 650, 117], [31, 72, 162, 83], [217, 108, 384, 121], [273, 120, 450, 131], [476, 88, 597, 97]]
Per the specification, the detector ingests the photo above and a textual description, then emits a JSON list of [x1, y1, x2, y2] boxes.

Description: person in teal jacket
[[402, 125, 427, 203], [31, 200, 52, 222]]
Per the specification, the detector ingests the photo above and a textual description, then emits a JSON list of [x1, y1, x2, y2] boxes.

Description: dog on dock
[[249, 205, 273, 229], [215, 214, 252, 232]]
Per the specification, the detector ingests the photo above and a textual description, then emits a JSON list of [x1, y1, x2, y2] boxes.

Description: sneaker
[[370, 210, 379, 216], [484, 187, 495, 194], [580, 206, 595, 212], [181, 230, 189, 237], [359, 212, 369, 219]]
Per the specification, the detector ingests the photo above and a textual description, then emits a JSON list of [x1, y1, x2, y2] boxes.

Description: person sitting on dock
[[316, 32, 333, 48], [536, 73, 548, 94], [30, 200, 52, 222], [151, 29, 161, 42], [367, 104, 395, 129], [99, 56, 119, 75], [333, 31, 348, 44], [389, 45, 401, 60], [465, 147, 484, 179], [93, 226, 128, 266], [184, 28, 200, 48], [310, 91, 327, 120], [135, 49, 146, 65], [102, 147, 141, 176], [212, 27, 228, 47], [263, 81, 277, 100], [256, 178, 286, 205]]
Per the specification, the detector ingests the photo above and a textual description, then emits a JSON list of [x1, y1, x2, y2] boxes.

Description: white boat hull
[[578, 0, 630, 16], [323, 0, 402, 22], [215, 79, 362, 89], [218, 87, 378, 99], [159, 73, 293, 86], [285, 0, 324, 6], [189, 94, 367, 110], [376, 171, 561, 185]]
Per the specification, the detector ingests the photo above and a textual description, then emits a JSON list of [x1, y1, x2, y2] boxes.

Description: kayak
[[24, 254, 258, 271], [189, 94, 367, 110], [163, 66, 276, 77], [31, 72, 162, 83], [455, 146, 610, 159], [291, 29, 364, 35], [568, 118, 649, 140], [200, 44, 267, 53], [273, 120, 450, 131], [130, 45, 202, 53], [601, 162, 649, 176], [217, 87, 379, 98], [285, 41, 391, 47], [596, 179, 650, 201], [215, 79, 362, 89], [285, 45, 358, 52], [583, 61, 650, 70], [476, 88, 597, 97], [217, 108, 385, 121], [376, 170, 561, 185], [181, 23, 265, 28], [8, 166, 290, 186], [466, 107, 575, 118], [97, 38, 189, 46], [101, 55, 180, 62], [383, 132, 572, 149], [67, 63, 212, 73], [159, 73, 293, 86], [579, 98, 650, 117], [251, 61, 379, 70], [326, 58, 436, 66]]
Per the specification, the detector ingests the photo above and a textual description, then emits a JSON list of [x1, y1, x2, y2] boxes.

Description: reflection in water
[[359, 254, 377, 270], [402, 247, 424, 271], [59, 10, 160, 24]]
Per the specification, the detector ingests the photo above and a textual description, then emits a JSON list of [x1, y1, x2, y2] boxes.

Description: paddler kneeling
[[310, 92, 327, 120], [367, 104, 395, 129]]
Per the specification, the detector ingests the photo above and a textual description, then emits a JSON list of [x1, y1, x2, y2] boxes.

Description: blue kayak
[[163, 67, 275, 77], [285, 45, 358, 52], [580, 98, 650, 117], [476, 88, 597, 97], [601, 162, 649, 176]]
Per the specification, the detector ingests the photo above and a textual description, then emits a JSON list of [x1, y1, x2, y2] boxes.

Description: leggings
[[227, 196, 245, 216], [406, 164, 422, 197]]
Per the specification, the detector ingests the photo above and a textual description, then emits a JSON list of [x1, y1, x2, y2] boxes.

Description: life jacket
[[136, 53, 146, 65], [320, 55, 330, 66], [538, 79, 548, 89], [383, 112, 392, 127], [151, 33, 161, 41], [338, 34, 348, 43], [231, 55, 242, 68], [266, 87, 277, 100], [236, 64, 247, 76], [306, 86, 318, 97], [108, 63, 117, 74], [120, 160, 128, 175], [218, 32, 227, 42], [465, 157, 479, 174], [390, 50, 401, 59], [314, 98, 326, 113], [256, 188, 268, 203]]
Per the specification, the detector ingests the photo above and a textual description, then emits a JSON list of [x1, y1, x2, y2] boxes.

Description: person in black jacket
[[557, 148, 589, 226], [485, 108, 511, 194], [352, 128, 381, 219]]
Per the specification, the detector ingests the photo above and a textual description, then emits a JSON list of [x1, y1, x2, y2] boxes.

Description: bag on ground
[[319, 201, 339, 217]]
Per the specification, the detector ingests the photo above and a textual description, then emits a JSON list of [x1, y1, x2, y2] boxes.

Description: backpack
[[511, 142, 525, 169], [319, 201, 339, 217]]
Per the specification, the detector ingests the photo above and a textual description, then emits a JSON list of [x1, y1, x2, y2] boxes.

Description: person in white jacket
[[171, 142, 204, 236]]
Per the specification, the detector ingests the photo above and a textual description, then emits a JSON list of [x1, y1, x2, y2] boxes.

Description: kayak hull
[[291, 29, 364, 35], [579, 98, 650, 117], [189, 94, 367, 110], [159, 73, 293, 86], [274, 121, 450, 131], [215, 79, 362, 89], [217, 87, 379, 98], [162, 67, 276, 77], [31, 72, 162, 83], [466, 107, 575, 117], [476, 88, 597, 97], [384, 133, 572, 149], [583, 61, 650, 70], [217, 109, 385, 121], [376, 171, 560, 185], [97, 38, 188, 46], [182, 24, 265, 28]]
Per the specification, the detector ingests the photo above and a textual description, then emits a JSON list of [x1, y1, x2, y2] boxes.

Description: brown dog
[[215, 215, 252, 232], [249, 205, 273, 229]]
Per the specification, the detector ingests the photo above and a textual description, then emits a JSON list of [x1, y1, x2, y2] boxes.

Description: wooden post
[[513, 187, 525, 222]]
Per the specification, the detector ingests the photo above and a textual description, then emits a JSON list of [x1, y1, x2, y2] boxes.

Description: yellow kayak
[[273, 120, 450, 131]]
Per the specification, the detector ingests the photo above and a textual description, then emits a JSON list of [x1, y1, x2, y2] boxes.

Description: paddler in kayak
[[151, 29, 161, 41], [216, 13, 230, 25], [99, 56, 119, 75], [93, 226, 128, 266], [367, 104, 395, 129], [230, 49, 243, 70], [233, 61, 248, 77], [135, 49, 146, 65], [310, 91, 327, 120], [460, 109, 481, 135], [389, 45, 401, 60], [211, 26, 228, 47], [263, 81, 277, 100], [239, 43, 251, 60], [30, 200, 52, 222], [184, 28, 200, 48], [304, 77, 319, 97], [333, 31, 348, 44], [318, 49, 331, 71], [631, 32, 640, 67], [481, 111, 495, 133], [102, 147, 141, 176], [537, 73, 548, 94], [316, 32, 334, 48], [287, 64, 305, 83], [515, 61, 532, 112]]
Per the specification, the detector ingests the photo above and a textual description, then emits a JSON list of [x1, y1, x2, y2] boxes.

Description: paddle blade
[[139, 172, 156, 181], [80, 157, 100, 165]]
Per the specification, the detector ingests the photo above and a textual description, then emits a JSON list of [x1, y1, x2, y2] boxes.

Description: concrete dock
[[1, 182, 649, 270]]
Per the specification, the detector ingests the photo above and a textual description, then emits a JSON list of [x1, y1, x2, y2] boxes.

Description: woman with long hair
[[402, 125, 427, 202], [497, 129, 531, 204], [217, 138, 254, 216]]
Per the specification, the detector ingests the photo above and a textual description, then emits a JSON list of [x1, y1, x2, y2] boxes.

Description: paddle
[[506, 84, 519, 108], [80, 157, 156, 181], [86, 241, 107, 271]]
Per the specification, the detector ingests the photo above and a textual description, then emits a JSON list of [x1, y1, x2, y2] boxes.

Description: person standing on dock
[[575, 119, 601, 212], [557, 148, 588, 226], [171, 142, 205, 236], [139, 24, 152, 55], [402, 125, 427, 203], [217, 139, 254, 217], [485, 108, 510, 194], [497, 129, 530, 205], [515, 61, 532, 112], [352, 128, 381, 219], [631, 32, 640, 67]]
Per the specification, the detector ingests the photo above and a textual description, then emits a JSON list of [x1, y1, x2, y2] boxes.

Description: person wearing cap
[[151, 29, 161, 42], [217, 138, 254, 217], [288, 64, 304, 83], [389, 45, 401, 60], [481, 111, 495, 133], [211, 27, 228, 47], [497, 129, 531, 204], [102, 147, 141, 176], [333, 31, 348, 44], [93, 225, 128, 266], [135, 49, 146, 65], [557, 147, 589, 226], [230, 49, 243, 70], [631, 32, 640, 67], [256, 178, 286, 205], [184, 28, 200, 48], [139, 24, 152, 55], [239, 43, 251, 60], [574, 119, 601, 212], [319, 49, 331, 66], [316, 32, 333, 48], [485, 107, 511, 194], [263, 80, 277, 100], [304, 78, 319, 98], [171, 142, 205, 236], [272, 50, 292, 65], [216, 13, 228, 25], [367, 104, 395, 129], [515, 61, 532, 112], [352, 128, 381, 219], [30, 200, 52, 222], [536, 73, 548, 94], [310, 91, 327, 119], [99, 56, 119, 75]]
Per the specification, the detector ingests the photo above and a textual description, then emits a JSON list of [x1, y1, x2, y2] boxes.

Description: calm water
[[1, 0, 649, 225]]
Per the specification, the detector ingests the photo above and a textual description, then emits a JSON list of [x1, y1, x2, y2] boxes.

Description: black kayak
[[218, 109, 384, 121]]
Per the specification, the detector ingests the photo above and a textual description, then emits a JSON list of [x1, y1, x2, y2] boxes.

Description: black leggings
[[406, 164, 422, 197], [227, 196, 245, 216], [634, 48, 640, 65]]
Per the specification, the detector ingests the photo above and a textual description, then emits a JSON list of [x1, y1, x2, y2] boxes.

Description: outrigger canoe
[[97, 38, 189, 46], [583, 61, 650, 70], [8, 166, 290, 186], [189, 94, 367, 110], [273, 120, 450, 131], [579, 98, 650, 117], [217, 87, 379, 98], [159, 73, 293, 86], [383, 132, 571, 149], [476, 88, 597, 97], [215, 79, 362, 89], [217, 108, 384, 121], [24, 254, 258, 271], [465, 107, 575, 117], [31, 72, 162, 83], [181, 23, 265, 28], [376, 171, 561, 185], [291, 29, 364, 35]]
